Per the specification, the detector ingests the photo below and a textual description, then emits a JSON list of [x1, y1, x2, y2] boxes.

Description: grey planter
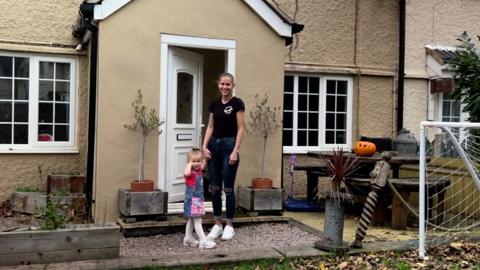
[[237, 185, 284, 212], [11, 192, 86, 218], [0, 223, 120, 266], [118, 189, 168, 217]]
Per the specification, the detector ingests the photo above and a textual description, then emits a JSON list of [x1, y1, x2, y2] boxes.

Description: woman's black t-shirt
[[208, 97, 245, 138]]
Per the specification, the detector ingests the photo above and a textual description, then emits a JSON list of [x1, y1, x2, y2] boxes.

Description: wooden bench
[[293, 164, 329, 201], [347, 177, 451, 230]]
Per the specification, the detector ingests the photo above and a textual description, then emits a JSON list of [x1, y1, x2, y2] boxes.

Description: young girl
[[183, 148, 216, 249]]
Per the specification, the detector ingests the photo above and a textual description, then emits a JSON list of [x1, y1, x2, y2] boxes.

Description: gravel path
[[120, 223, 319, 257]]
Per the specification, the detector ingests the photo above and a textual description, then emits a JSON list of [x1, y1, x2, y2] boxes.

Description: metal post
[[419, 123, 426, 259]]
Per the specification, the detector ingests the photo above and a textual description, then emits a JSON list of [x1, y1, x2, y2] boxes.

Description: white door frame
[[159, 34, 236, 191]]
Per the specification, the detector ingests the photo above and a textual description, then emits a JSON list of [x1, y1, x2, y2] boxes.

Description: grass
[[15, 186, 40, 192]]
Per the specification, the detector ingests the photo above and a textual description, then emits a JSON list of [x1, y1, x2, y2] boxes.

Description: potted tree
[[237, 93, 284, 214], [246, 93, 282, 189], [124, 89, 164, 192], [119, 90, 168, 222]]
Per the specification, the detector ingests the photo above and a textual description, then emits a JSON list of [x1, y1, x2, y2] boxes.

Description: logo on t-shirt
[[224, 106, 233, 114]]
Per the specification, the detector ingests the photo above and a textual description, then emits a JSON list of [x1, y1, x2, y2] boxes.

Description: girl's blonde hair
[[187, 147, 202, 162], [217, 72, 235, 85]]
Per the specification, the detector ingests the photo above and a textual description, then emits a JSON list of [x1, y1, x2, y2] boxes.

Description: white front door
[[165, 47, 203, 202]]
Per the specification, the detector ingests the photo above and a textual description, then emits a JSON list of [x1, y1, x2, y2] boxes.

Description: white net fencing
[[419, 121, 480, 258]]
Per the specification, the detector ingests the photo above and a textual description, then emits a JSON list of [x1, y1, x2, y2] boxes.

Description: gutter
[[73, 2, 98, 219], [397, 0, 406, 132]]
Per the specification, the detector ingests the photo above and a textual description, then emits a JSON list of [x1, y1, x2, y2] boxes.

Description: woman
[[202, 72, 245, 241]]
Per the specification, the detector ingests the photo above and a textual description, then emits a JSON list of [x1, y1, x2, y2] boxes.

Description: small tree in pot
[[247, 93, 282, 189], [124, 89, 164, 192]]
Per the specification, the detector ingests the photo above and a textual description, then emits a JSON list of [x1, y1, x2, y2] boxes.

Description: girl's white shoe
[[183, 237, 199, 247], [199, 239, 217, 249]]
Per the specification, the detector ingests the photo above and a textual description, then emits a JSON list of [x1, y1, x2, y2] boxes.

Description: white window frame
[[0, 52, 77, 153], [283, 74, 353, 154]]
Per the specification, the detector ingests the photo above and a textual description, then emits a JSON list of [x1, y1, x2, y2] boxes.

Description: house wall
[[275, 0, 398, 196], [0, 0, 89, 203], [403, 0, 480, 136], [93, 0, 286, 221]]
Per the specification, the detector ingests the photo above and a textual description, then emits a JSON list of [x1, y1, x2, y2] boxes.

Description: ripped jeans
[[207, 137, 239, 222]]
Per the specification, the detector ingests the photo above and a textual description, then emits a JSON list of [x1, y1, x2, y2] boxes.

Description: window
[[0, 53, 76, 153], [283, 75, 353, 153]]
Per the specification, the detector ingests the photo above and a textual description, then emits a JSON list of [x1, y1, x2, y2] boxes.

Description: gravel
[[120, 222, 319, 257]]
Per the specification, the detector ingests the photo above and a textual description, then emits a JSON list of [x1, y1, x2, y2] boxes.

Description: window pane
[[39, 62, 54, 79], [326, 80, 336, 94], [298, 130, 307, 146], [0, 124, 11, 143], [14, 58, 29, 78], [336, 131, 346, 144], [13, 124, 28, 144], [337, 81, 347, 95], [326, 96, 335, 111], [336, 113, 346, 129], [14, 79, 28, 100], [55, 81, 70, 101], [38, 125, 53, 141], [284, 93, 293, 110], [337, 96, 347, 112], [55, 103, 69, 123], [283, 129, 292, 146], [284, 76, 294, 93], [283, 111, 292, 129], [308, 95, 319, 111], [0, 79, 12, 99], [442, 100, 451, 117], [39, 103, 53, 123], [298, 94, 308, 111], [308, 113, 318, 129], [325, 131, 335, 144], [55, 63, 70, 80], [298, 113, 307, 129], [326, 113, 335, 129], [309, 77, 319, 94], [0, 56, 12, 77], [452, 101, 461, 116], [39, 80, 54, 101], [299, 76, 308, 93], [14, 102, 28, 122], [176, 72, 193, 124], [0, 102, 12, 122], [308, 130, 318, 146], [54, 125, 69, 141]]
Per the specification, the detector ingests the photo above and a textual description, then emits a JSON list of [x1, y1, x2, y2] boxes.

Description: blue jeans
[[207, 137, 239, 222]]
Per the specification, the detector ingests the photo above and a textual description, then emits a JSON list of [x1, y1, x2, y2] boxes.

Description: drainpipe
[[75, 2, 98, 219], [397, 0, 406, 132]]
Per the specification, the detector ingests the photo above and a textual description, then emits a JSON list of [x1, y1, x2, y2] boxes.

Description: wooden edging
[[0, 217, 426, 270]]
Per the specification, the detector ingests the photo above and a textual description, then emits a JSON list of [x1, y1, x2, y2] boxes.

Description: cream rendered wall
[[404, 0, 480, 136], [93, 0, 285, 221], [275, 0, 398, 139], [0, 0, 89, 203]]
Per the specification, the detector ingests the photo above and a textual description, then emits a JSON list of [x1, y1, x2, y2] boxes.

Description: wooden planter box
[[0, 223, 120, 266], [118, 189, 168, 217], [237, 185, 284, 212], [11, 192, 86, 218]]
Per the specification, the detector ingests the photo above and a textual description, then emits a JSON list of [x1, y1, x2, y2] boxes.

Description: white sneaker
[[221, 225, 235, 240], [199, 239, 217, 249], [183, 237, 199, 247], [207, 224, 223, 240]]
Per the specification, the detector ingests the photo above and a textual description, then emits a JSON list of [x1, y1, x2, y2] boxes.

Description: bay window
[[0, 53, 76, 152]]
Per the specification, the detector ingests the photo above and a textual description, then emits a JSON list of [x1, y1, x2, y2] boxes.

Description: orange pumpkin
[[354, 141, 377, 156]]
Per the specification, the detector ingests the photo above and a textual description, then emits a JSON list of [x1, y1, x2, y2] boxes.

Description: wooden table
[[296, 151, 431, 229]]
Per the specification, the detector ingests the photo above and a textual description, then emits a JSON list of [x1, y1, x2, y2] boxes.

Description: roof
[[425, 44, 458, 65], [92, 0, 296, 38]]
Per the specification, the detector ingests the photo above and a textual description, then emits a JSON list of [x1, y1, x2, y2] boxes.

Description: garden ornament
[[350, 151, 392, 248]]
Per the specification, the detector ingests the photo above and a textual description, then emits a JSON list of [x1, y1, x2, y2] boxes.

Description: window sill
[[0, 148, 79, 154]]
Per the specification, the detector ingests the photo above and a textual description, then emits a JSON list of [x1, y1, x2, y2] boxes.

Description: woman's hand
[[202, 146, 212, 160], [229, 151, 238, 165]]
